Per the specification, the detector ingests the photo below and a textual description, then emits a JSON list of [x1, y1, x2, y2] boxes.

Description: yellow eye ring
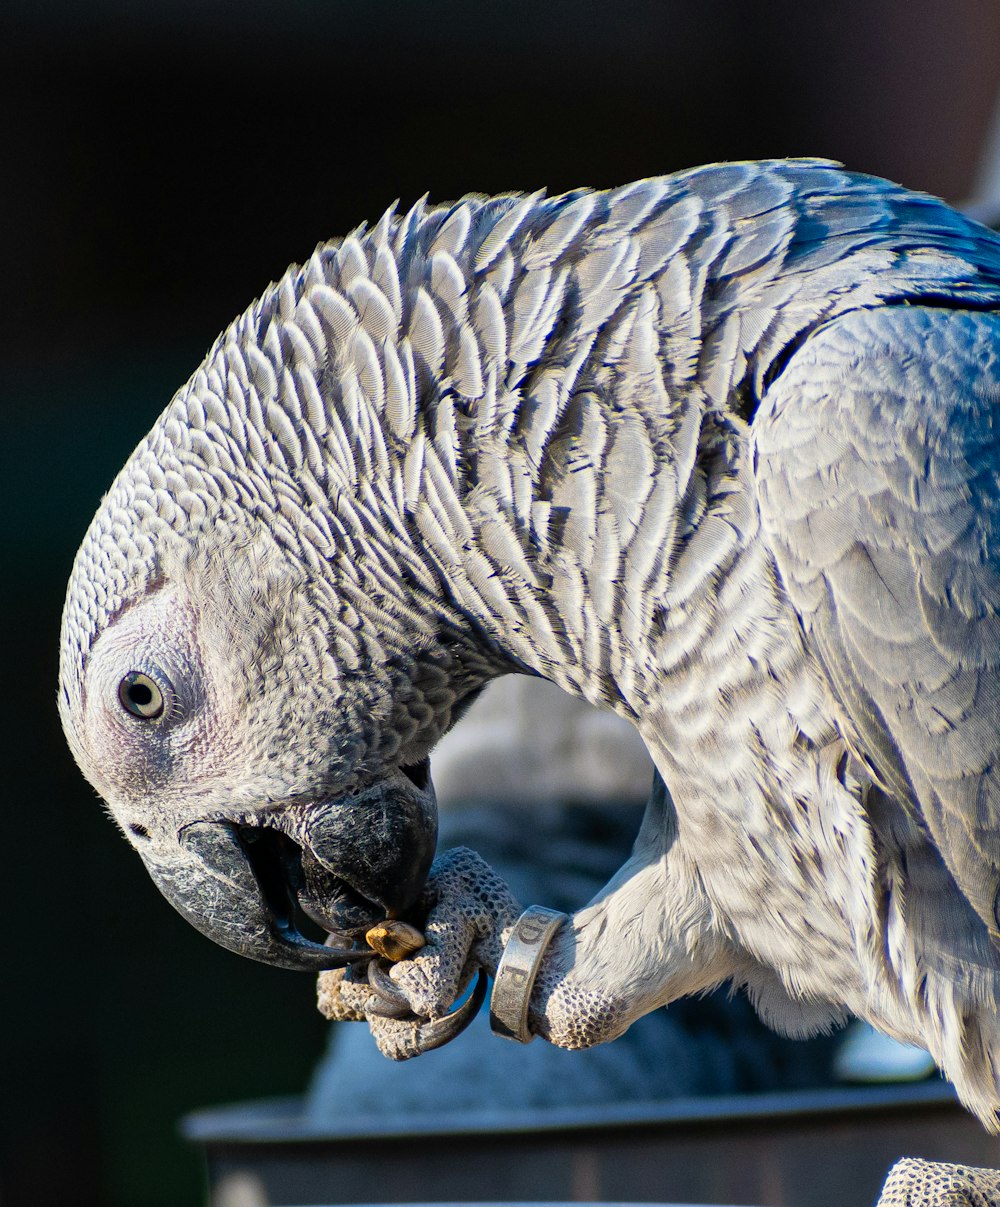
[[118, 672, 165, 720]]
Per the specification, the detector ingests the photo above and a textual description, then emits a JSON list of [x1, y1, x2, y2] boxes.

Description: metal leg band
[[489, 905, 567, 1043]]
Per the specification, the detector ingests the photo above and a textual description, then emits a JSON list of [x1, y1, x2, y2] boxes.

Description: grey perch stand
[[184, 1083, 998, 1207]]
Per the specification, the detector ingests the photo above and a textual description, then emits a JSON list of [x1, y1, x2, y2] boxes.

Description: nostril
[[401, 758, 430, 791]]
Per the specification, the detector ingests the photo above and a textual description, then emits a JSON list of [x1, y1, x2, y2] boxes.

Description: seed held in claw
[[365, 920, 426, 962]]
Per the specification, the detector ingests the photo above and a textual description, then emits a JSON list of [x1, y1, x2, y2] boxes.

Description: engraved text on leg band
[[489, 905, 567, 1043]]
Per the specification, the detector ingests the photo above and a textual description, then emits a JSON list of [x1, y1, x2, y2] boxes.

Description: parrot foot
[[876, 1158, 1000, 1207], [316, 959, 488, 1057], [318, 847, 527, 1057]]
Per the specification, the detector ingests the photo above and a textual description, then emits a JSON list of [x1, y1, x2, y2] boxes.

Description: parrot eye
[[118, 671, 165, 720]]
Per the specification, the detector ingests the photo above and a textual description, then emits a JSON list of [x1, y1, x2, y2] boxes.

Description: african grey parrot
[[59, 160, 1000, 1153]]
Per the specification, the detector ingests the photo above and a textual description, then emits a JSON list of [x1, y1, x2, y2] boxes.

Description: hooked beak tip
[[145, 820, 374, 972]]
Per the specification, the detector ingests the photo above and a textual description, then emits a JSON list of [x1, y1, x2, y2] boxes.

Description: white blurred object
[[833, 1021, 937, 1084], [431, 676, 653, 808], [965, 83, 1000, 228], [211, 1171, 268, 1207]]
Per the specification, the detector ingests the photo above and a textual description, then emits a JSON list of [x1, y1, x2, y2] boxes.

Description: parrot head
[[58, 504, 457, 972], [57, 228, 510, 975]]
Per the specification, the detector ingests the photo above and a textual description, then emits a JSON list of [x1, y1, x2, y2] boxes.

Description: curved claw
[[403, 969, 489, 1056], [366, 959, 414, 1017], [365, 993, 414, 1020]]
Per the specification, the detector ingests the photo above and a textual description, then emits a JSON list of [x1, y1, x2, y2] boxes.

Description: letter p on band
[[489, 905, 567, 1043]]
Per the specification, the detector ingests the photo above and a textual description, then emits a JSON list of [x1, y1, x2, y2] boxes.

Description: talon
[[402, 969, 489, 1057], [367, 958, 412, 1009], [365, 992, 414, 1020]]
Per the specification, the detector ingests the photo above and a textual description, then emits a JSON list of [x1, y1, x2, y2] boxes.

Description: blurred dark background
[[3, 2, 999, 1204]]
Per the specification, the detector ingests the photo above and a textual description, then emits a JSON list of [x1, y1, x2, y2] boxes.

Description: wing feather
[[754, 304, 1000, 936]]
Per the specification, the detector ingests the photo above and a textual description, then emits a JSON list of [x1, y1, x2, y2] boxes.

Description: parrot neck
[[102, 163, 1000, 746]]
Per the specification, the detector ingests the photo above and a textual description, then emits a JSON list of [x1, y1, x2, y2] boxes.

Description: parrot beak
[[139, 761, 438, 971]]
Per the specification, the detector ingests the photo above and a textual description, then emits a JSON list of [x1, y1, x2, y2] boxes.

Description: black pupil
[[129, 682, 153, 707]]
